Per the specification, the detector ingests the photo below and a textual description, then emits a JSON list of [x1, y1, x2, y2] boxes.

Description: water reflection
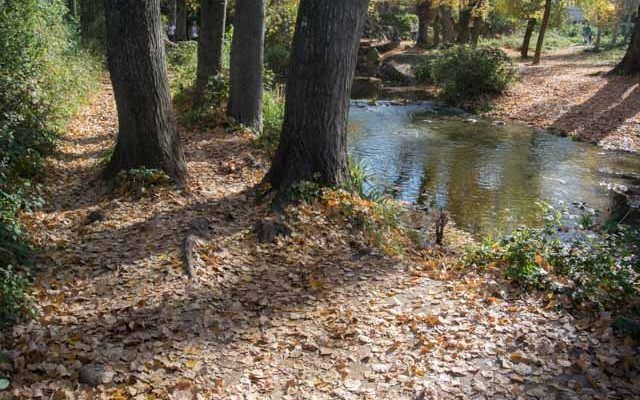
[[347, 103, 640, 237]]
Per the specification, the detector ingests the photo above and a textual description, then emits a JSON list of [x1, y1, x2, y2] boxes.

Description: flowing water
[[347, 102, 640, 237]]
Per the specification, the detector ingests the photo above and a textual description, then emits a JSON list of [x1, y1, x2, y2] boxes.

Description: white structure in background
[[567, 5, 587, 24]]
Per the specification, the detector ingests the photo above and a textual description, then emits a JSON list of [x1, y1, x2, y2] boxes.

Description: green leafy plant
[[430, 45, 518, 105], [466, 203, 640, 311]]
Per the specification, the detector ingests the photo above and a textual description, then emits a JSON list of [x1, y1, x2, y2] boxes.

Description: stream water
[[347, 102, 640, 237]]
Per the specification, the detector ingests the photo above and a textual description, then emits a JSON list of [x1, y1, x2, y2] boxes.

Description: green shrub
[[380, 13, 418, 40], [431, 45, 518, 105], [265, 0, 297, 74], [466, 203, 640, 311], [258, 86, 285, 154], [0, 0, 101, 329], [415, 59, 435, 84]]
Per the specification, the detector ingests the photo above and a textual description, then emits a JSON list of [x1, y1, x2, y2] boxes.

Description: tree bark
[[176, 0, 188, 40], [228, 0, 266, 132], [167, 0, 177, 27], [433, 13, 441, 47], [103, 0, 187, 185], [470, 15, 483, 46], [612, 5, 640, 75], [532, 0, 552, 65], [80, 0, 105, 48], [521, 17, 536, 58], [195, 0, 227, 105], [595, 27, 602, 51], [439, 5, 455, 44], [416, 1, 434, 47], [266, 0, 369, 193]]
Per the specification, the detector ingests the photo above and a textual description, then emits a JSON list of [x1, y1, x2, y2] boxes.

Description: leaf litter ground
[[1, 79, 639, 399]]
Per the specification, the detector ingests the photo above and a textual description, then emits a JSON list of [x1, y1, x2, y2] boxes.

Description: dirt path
[[2, 83, 639, 399], [488, 46, 640, 153]]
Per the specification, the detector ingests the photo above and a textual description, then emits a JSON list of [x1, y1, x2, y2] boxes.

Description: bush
[[0, 0, 100, 329], [380, 12, 418, 40], [415, 59, 435, 84], [258, 86, 285, 154], [465, 203, 640, 311], [430, 45, 517, 105], [265, 0, 297, 74]]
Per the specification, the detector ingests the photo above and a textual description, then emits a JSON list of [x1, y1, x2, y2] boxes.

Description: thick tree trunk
[[416, 1, 433, 47], [228, 0, 266, 132], [266, 0, 369, 193], [195, 0, 227, 105], [80, 0, 105, 48], [613, 6, 640, 75], [176, 0, 188, 40], [103, 0, 187, 185], [439, 6, 455, 44], [532, 0, 552, 65], [521, 17, 536, 58]]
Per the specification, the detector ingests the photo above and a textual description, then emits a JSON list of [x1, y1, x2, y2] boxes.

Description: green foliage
[[265, 0, 298, 74], [0, 0, 100, 329], [166, 41, 199, 99], [380, 12, 418, 40], [430, 45, 518, 104], [259, 86, 285, 154], [114, 168, 173, 197], [415, 59, 435, 84], [466, 203, 640, 311]]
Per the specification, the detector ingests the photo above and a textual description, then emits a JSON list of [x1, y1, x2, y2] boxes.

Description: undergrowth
[[465, 203, 640, 317], [0, 0, 101, 329]]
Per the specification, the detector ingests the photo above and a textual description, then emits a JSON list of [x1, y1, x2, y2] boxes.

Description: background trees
[[228, 0, 266, 133], [103, 0, 187, 185], [194, 0, 227, 105]]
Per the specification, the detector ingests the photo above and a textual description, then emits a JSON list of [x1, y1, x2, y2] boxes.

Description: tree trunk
[[176, 0, 188, 40], [416, 1, 433, 47], [532, 0, 552, 65], [457, 6, 472, 43], [80, 0, 105, 48], [595, 27, 602, 51], [433, 13, 441, 47], [439, 5, 455, 44], [67, 0, 79, 20], [228, 0, 266, 132], [103, 0, 187, 185], [195, 0, 227, 105], [470, 15, 483, 46], [167, 0, 177, 27], [266, 0, 369, 193], [521, 17, 536, 58], [610, 20, 620, 48], [612, 5, 640, 75]]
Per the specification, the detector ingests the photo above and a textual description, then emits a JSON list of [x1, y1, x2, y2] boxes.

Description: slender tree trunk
[[532, 0, 552, 65], [439, 5, 455, 44], [228, 0, 266, 132], [195, 0, 227, 105], [67, 0, 78, 20], [103, 0, 187, 185], [80, 0, 105, 48], [595, 27, 602, 51], [521, 17, 536, 58], [610, 21, 620, 48], [266, 0, 369, 193], [416, 1, 433, 47], [433, 14, 441, 47], [612, 5, 640, 75], [470, 15, 483, 46], [167, 0, 177, 27], [176, 0, 188, 40]]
